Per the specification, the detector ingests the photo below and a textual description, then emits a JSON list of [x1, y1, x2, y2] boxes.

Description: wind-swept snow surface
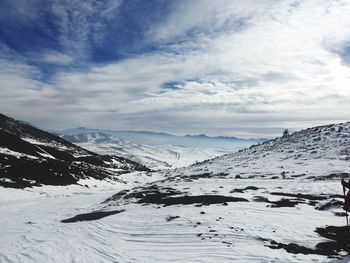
[[1, 178, 349, 262]]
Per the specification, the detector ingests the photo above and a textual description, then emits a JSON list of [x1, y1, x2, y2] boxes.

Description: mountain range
[[60, 127, 267, 149]]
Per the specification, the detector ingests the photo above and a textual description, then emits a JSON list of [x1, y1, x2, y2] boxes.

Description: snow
[[21, 137, 52, 146], [0, 147, 38, 159], [0, 177, 348, 262], [35, 146, 56, 159], [167, 122, 350, 180], [21, 137, 86, 157], [61, 130, 254, 169], [0, 122, 349, 262], [77, 140, 233, 169], [21, 137, 69, 151]]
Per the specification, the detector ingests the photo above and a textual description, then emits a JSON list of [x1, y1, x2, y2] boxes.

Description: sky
[[1, 0, 350, 138]]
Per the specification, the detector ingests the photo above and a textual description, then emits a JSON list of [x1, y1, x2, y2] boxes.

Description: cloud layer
[[1, 0, 350, 137]]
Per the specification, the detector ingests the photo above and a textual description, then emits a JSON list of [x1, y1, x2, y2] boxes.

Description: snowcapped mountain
[[59, 128, 265, 169], [0, 113, 149, 188]]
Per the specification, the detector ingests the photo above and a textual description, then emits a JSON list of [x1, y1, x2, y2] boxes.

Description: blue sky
[[0, 0, 172, 78], [1, 0, 350, 137]]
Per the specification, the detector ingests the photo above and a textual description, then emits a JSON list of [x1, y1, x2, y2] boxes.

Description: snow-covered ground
[[1, 122, 349, 262], [0, 173, 161, 263], [0, 177, 348, 262]]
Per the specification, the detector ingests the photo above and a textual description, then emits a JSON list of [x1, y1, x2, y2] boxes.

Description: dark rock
[[61, 209, 125, 223], [166, 215, 180, 222]]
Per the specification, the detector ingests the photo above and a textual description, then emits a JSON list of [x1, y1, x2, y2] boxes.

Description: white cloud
[[1, 0, 350, 137], [41, 52, 73, 65], [50, 0, 123, 58]]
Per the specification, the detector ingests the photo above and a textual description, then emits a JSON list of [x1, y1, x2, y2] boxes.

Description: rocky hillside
[[0, 113, 149, 188]]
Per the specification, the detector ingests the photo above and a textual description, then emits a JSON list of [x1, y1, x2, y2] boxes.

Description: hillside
[[0, 113, 149, 188], [166, 122, 350, 180]]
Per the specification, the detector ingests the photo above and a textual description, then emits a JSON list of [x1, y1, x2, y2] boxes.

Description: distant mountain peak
[[184, 134, 209, 138]]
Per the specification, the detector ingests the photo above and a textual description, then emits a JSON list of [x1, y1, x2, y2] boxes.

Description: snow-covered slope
[[167, 122, 350, 180], [0, 113, 149, 188], [60, 131, 260, 169]]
